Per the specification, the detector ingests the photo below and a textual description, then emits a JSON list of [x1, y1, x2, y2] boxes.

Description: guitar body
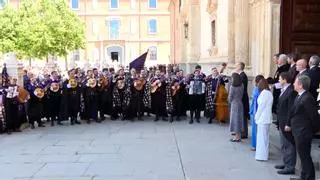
[[215, 84, 229, 122]]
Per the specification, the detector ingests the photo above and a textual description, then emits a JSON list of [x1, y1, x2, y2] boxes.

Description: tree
[[0, 6, 21, 54], [0, 0, 85, 63]]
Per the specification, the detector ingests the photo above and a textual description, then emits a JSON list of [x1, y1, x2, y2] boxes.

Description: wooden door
[[280, 0, 320, 58]]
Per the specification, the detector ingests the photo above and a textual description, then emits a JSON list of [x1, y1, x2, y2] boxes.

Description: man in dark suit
[[308, 55, 320, 99], [287, 75, 319, 180], [274, 72, 297, 175], [296, 59, 310, 78], [288, 52, 299, 81], [235, 62, 249, 138], [269, 54, 290, 114]]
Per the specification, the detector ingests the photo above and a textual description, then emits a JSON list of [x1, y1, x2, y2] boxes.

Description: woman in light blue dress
[[249, 75, 264, 150]]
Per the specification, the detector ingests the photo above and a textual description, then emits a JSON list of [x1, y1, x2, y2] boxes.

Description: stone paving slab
[[0, 119, 317, 180]]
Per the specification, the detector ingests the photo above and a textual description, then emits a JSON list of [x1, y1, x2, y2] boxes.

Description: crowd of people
[[0, 53, 319, 180]]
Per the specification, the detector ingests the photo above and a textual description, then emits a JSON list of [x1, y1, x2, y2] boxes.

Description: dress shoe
[[189, 120, 194, 124], [208, 119, 213, 124], [57, 122, 63, 125], [162, 117, 168, 121], [169, 116, 173, 123], [176, 116, 180, 121], [196, 119, 200, 123], [7, 130, 12, 135], [154, 117, 159, 122], [14, 129, 22, 132], [30, 124, 35, 129], [241, 136, 248, 139], [38, 124, 46, 127], [274, 165, 285, 169], [277, 169, 295, 175], [51, 121, 54, 126], [289, 178, 301, 180], [75, 121, 81, 125]]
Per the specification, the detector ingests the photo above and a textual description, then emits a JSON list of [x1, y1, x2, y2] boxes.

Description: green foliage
[[0, 0, 85, 60]]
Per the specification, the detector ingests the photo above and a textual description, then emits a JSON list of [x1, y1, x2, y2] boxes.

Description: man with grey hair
[[269, 54, 290, 114], [308, 55, 320, 99], [287, 75, 319, 180]]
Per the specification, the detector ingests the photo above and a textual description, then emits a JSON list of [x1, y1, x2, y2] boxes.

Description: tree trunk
[[29, 58, 32, 67], [65, 56, 68, 71]]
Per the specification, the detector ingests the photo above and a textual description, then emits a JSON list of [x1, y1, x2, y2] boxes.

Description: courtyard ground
[[0, 119, 313, 180]]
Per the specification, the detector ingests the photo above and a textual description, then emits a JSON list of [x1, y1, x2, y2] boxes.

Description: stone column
[[228, 0, 235, 64], [234, 0, 249, 65], [4, 53, 23, 86]]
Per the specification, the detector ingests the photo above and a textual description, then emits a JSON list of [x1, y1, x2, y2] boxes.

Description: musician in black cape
[[150, 68, 167, 121], [3, 77, 21, 134], [84, 75, 99, 124], [169, 71, 186, 122], [98, 69, 113, 119], [47, 71, 62, 126], [111, 68, 126, 120], [60, 69, 81, 125], [27, 77, 45, 129]]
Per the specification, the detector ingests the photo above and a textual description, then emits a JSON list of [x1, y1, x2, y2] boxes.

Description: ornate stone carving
[[207, 0, 218, 16], [207, 46, 218, 56]]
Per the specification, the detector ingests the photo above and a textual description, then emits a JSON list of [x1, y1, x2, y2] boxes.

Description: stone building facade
[[170, 0, 281, 77]]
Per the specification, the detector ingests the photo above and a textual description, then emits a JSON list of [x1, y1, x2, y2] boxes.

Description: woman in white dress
[[255, 78, 273, 161]]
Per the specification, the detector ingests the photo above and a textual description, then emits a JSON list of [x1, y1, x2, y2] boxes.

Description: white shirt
[[299, 69, 307, 74], [280, 84, 290, 96]]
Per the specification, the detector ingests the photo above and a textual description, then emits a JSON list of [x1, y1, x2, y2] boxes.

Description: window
[[0, 0, 6, 9], [149, 46, 157, 60], [148, 0, 157, 9], [211, 20, 216, 46], [71, 0, 79, 9], [184, 23, 188, 39], [148, 19, 157, 34], [109, 19, 120, 39], [110, 0, 118, 9]]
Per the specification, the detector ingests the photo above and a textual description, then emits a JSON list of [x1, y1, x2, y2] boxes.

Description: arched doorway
[[105, 45, 124, 66]]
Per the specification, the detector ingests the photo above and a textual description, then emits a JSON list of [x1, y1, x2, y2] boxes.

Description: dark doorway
[[111, 52, 119, 61], [280, 0, 320, 58]]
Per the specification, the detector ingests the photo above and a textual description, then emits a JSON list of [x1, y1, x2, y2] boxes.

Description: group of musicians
[[0, 64, 230, 134]]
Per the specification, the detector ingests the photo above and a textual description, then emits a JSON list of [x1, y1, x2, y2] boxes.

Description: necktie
[[294, 95, 300, 104]]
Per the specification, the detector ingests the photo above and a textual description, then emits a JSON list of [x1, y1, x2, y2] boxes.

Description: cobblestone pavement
[[0, 118, 302, 180]]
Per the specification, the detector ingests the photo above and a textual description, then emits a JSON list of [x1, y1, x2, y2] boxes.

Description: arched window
[[148, 19, 157, 34], [211, 20, 216, 46], [149, 46, 157, 60]]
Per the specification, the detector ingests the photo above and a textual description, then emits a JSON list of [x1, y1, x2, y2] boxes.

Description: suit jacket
[[296, 69, 310, 79], [288, 91, 319, 138], [270, 64, 291, 84], [271, 64, 290, 113], [308, 66, 320, 99], [255, 90, 273, 125], [288, 64, 298, 81], [276, 85, 297, 131], [239, 71, 249, 119]]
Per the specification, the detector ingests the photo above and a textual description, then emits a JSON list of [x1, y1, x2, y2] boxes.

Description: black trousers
[[280, 131, 296, 171], [294, 135, 315, 180], [189, 94, 204, 120], [5, 98, 20, 130], [29, 115, 42, 126]]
